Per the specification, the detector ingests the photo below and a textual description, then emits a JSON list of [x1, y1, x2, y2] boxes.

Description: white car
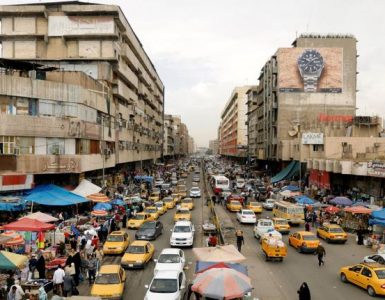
[[236, 209, 256, 224], [155, 178, 164, 187], [253, 218, 275, 239], [236, 178, 245, 189], [170, 221, 195, 247], [362, 254, 385, 264], [154, 248, 185, 275], [189, 187, 201, 198], [144, 270, 186, 300], [262, 199, 275, 210]]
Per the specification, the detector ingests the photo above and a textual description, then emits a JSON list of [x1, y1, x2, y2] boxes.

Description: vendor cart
[[261, 237, 287, 262]]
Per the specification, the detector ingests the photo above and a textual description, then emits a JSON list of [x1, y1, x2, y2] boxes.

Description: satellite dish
[[288, 124, 299, 137]]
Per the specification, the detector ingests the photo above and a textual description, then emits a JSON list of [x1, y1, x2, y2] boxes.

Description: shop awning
[[371, 209, 385, 220], [294, 195, 314, 205], [3, 218, 55, 232], [271, 161, 299, 184], [20, 212, 58, 223], [0, 251, 28, 271], [72, 179, 102, 198], [0, 197, 26, 212], [25, 184, 88, 206], [344, 206, 372, 214]]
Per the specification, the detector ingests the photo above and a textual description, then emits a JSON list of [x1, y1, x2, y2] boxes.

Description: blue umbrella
[[330, 197, 352, 206], [93, 202, 112, 211], [111, 199, 125, 206], [281, 185, 300, 192], [294, 195, 314, 205]]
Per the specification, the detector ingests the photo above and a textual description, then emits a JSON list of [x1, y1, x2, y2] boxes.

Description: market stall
[[341, 205, 372, 231]]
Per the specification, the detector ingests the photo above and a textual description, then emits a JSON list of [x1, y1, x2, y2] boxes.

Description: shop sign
[[367, 160, 385, 177], [302, 133, 324, 145]]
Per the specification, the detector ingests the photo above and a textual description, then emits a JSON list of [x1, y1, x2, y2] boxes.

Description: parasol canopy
[[93, 202, 112, 211], [193, 245, 246, 263], [324, 206, 341, 214], [0, 231, 24, 246], [91, 210, 108, 217], [329, 196, 352, 206], [344, 205, 372, 214], [3, 218, 55, 232], [20, 211, 58, 223], [87, 193, 110, 203], [191, 267, 252, 300], [0, 251, 28, 270], [111, 199, 125, 206]]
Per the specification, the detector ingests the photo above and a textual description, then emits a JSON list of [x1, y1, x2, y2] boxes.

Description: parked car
[[170, 221, 195, 247], [253, 219, 274, 239], [154, 248, 185, 275], [135, 221, 163, 240], [263, 199, 275, 210], [189, 187, 201, 198], [144, 270, 186, 300], [236, 209, 257, 224]]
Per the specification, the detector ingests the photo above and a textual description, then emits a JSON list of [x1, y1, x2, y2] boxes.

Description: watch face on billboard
[[277, 48, 343, 93]]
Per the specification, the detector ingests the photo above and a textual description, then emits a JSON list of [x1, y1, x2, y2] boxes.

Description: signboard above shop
[[302, 132, 324, 145], [367, 160, 385, 178]]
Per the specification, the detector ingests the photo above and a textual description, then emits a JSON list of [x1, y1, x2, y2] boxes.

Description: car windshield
[[275, 220, 287, 225], [303, 235, 316, 240], [150, 278, 178, 293], [127, 246, 145, 254], [140, 222, 155, 229], [164, 199, 173, 202], [174, 226, 191, 233], [182, 199, 192, 203], [107, 235, 124, 242], [375, 270, 385, 279], [95, 273, 120, 284], [177, 209, 189, 214], [191, 188, 199, 191], [243, 211, 254, 215], [151, 193, 159, 196], [231, 201, 241, 205], [155, 203, 163, 207], [158, 254, 180, 263], [260, 221, 273, 226], [145, 208, 157, 213], [250, 202, 259, 206], [329, 227, 344, 233], [133, 215, 145, 220], [217, 180, 229, 185]]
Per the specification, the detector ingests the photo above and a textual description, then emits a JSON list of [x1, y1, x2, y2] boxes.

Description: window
[[47, 138, 65, 155], [18, 137, 34, 154], [351, 265, 363, 273], [0, 136, 15, 154], [361, 267, 372, 278], [313, 145, 324, 152]]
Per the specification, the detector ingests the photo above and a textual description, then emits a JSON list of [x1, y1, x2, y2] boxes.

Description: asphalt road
[[80, 170, 379, 300]]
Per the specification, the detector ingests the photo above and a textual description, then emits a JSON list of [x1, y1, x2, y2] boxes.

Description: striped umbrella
[[1, 231, 24, 246], [191, 268, 252, 299], [91, 210, 108, 217], [87, 193, 110, 203]]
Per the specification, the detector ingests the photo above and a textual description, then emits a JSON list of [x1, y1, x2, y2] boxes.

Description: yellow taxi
[[171, 193, 181, 204], [181, 198, 194, 210], [103, 231, 130, 255], [121, 240, 155, 269], [176, 185, 187, 198], [317, 223, 348, 244], [127, 212, 152, 229], [247, 202, 263, 214], [273, 217, 291, 234], [340, 263, 385, 296], [174, 208, 192, 222], [288, 231, 320, 253], [154, 201, 167, 215], [91, 264, 126, 299], [144, 207, 160, 220], [149, 190, 160, 202], [226, 200, 242, 212], [163, 196, 176, 209]]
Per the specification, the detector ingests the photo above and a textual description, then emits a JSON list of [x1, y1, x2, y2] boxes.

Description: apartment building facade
[[163, 114, 192, 158], [250, 34, 357, 162], [0, 1, 164, 188], [219, 86, 253, 158], [209, 139, 219, 155]]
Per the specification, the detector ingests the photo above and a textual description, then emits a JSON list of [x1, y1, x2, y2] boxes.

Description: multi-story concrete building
[[163, 114, 175, 157], [0, 1, 164, 188], [209, 139, 219, 155], [251, 34, 357, 164], [218, 86, 253, 158], [163, 114, 192, 158], [188, 136, 195, 154], [246, 87, 258, 159]]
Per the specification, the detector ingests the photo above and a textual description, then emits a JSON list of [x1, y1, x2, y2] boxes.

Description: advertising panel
[[48, 16, 115, 36], [301, 133, 324, 145], [278, 48, 343, 93], [367, 160, 385, 178]]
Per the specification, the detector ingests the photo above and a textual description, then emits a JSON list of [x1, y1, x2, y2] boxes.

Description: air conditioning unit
[[374, 143, 380, 148]]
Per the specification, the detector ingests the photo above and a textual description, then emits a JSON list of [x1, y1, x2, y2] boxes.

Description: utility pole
[[102, 116, 105, 188]]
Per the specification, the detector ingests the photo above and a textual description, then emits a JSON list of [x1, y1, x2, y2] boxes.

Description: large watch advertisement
[[277, 48, 343, 93]]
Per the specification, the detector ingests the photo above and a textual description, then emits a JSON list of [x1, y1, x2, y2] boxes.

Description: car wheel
[[326, 238, 330, 244], [297, 246, 302, 253], [367, 286, 376, 297], [316, 232, 320, 238], [340, 273, 348, 283]]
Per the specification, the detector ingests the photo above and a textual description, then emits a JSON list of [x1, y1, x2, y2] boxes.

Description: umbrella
[[91, 210, 108, 217], [3, 218, 55, 232], [294, 195, 314, 205], [329, 197, 352, 206], [93, 202, 112, 211], [281, 185, 300, 192], [111, 199, 125, 206], [87, 193, 110, 203], [0, 231, 24, 246], [344, 206, 372, 214], [20, 211, 58, 223], [193, 245, 246, 263], [0, 251, 28, 270], [324, 206, 340, 214], [191, 268, 252, 300]]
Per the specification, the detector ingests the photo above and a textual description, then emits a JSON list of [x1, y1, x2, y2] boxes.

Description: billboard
[[301, 133, 324, 145], [277, 48, 343, 93], [367, 160, 385, 178]]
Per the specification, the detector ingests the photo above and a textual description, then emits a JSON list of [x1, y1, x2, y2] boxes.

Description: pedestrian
[[36, 252, 46, 279], [52, 265, 65, 296], [297, 282, 311, 300], [122, 213, 127, 229], [87, 254, 97, 285], [236, 230, 244, 252], [311, 211, 317, 228], [316, 243, 326, 266], [28, 254, 38, 278], [305, 222, 310, 232], [208, 234, 218, 247], [8, 281, 24, 300], [63, 271, 75, 297], [91, 235, 99, 249], [7, 286, 17, 300], [72, 250, 81, 285]]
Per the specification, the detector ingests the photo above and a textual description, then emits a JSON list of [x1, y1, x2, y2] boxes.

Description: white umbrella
[[193, 245, 246, 263]]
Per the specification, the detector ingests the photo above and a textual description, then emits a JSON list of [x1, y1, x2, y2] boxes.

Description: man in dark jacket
[[316, 243, 326, 266], [36, 253, 46, 279]]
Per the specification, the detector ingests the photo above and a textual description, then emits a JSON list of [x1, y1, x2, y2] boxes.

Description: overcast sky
[[4, 0, 385, 147]]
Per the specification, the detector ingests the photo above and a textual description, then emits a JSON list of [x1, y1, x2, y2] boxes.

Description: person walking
[[297, 282, 311, 300], [52, 265, 65, 296], [36, 252, 46, 279], [87, 254, 97, 285], [305, 222, 310, 232], [63, 270, 75, 297], [316, 243, 326, 266], [122, 213, 127, 229], [8, 282, 24, 300], [236, 230, 244, 252]]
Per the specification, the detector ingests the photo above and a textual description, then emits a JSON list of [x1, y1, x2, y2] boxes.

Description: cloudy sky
[[4, 0, 385, 147]]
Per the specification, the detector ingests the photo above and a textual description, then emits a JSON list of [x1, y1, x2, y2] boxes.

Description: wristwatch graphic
[[297, 49, 324, 92]]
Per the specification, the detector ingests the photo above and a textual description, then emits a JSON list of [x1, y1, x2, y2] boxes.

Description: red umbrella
[[91, 210, 108, 217], [3, 218, 55, 232], [87, 193, 110, 203], [324, 206, 340, 214], [1, 231, 24, 246]]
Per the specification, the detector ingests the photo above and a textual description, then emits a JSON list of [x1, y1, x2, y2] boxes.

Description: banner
[[368, 161, 385, 178]]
